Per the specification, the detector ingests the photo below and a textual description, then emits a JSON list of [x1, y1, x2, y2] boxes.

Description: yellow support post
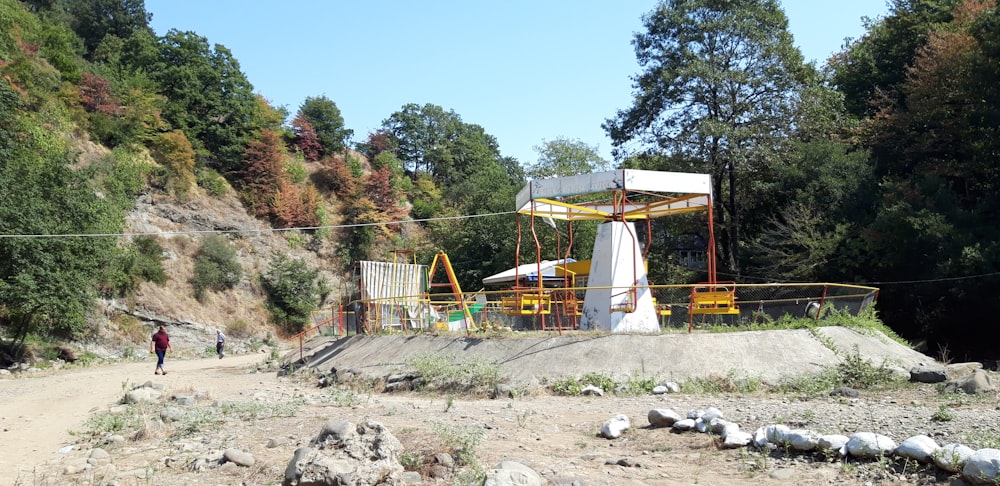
[[427, 251, 475, 334]]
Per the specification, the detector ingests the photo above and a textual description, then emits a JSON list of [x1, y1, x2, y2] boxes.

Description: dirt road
[[0, 351, 271, 484]]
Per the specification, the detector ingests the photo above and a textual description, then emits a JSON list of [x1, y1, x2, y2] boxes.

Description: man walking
[[216, 329, 226, 359]]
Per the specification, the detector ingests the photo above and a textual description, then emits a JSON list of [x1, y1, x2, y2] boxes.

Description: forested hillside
[[1, 0, 997, 364]]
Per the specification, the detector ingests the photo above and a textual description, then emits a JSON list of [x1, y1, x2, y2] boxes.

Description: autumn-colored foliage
[[272, 179, 320, 228], [150, 129, 196, 198], [291, 113, 323, 162], [313, 155, 361, 200], [79, 72, 121, 116], [240, 129, 285, 217]]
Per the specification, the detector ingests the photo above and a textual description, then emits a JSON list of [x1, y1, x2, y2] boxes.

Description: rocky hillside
[[88, 183, 346, 358]]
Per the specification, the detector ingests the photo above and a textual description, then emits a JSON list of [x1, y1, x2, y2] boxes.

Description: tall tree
[[151, 30, 258, 173], [382, 103, 461, 176], [297, 96, 352, 156], [0, 79, 137, 353], [830, 0, 958, 117], [64, 0, 152, 56], [604, 0, 806, 274], [850, 0, 1000, 358], [528, 137, 609, 179]]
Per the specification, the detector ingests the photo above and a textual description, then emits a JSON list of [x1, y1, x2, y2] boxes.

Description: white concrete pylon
[[579, 221, 659, 333]]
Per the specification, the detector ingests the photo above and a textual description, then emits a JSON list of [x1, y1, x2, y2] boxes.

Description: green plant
[[190, 235, 242, 302], [431, 421, 485, 468], [551, 376, 583, 396], [196, 167, 230, 196], [684, 370, 762, 394], [406, 353, 503, 395], [399, 451, 424, 471], [776, 369, 839, 396], [835, 346, 899, 389], [931, 405, 955, 422], [625, 373, 658, 395], [261, 252, 330, 335]]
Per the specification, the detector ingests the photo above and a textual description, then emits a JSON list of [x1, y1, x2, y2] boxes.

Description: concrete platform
[[291, 327, 935, 386]]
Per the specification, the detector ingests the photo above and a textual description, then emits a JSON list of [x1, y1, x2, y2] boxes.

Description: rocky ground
[[1, 339, 999, 486]]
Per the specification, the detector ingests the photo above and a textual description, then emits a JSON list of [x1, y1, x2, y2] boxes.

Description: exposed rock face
[[283, 420, 404, 486]]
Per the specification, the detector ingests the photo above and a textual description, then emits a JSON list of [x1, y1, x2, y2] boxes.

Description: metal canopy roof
[[514, 169, 713, 222]]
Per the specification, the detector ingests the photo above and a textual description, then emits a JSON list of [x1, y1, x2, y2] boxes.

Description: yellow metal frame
[[427, 250, 476, 333]]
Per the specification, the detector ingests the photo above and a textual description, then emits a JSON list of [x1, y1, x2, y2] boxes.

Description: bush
[[261, 252, 329, 334], [196, 167, 229, 197], [835, 346, 898, 389], [191, 235, 242, 302]]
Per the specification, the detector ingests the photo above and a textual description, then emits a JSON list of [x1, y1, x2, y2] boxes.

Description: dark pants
[[155, 349, 166, 368], [216, 342, 224, 357]]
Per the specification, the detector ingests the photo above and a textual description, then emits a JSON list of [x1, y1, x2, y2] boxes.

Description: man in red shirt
[[150, 326, 172, 375]]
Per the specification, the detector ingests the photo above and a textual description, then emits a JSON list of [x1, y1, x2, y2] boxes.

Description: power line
[[714, 268, 1000, 287], [0, 211, 516, 239]]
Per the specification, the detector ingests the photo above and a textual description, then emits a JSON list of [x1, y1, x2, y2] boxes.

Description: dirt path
[[0, 351, 272, 484]]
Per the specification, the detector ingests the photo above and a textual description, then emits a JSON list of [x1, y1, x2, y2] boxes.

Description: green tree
[[298, 96, 353, 156], [151, 30, 258, 173], [261, 253, 330, 334], [528, 137, 609, 179], [603, 0, 807, 274], [0, 79, 131, 354], [830, 0, 958, 117], [64, 0, 152, 56], [847, 0, 1000, 358], [382, 103, 461, 176], [190, 235, 242, 302]]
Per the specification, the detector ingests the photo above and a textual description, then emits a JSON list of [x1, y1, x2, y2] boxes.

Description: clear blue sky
[[145, 1, 888, 166]]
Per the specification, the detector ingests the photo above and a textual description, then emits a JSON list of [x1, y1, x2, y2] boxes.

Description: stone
[[962, 448, 1000, 485], [943, 370, 996, 395], [909, 363, 947, 383], [933, 443, 976, 473], [895, 435, 940, 463], [159, 407, 185, 423], [829, 387, 860, 398], [818, 434, 850, 455], [722, 431, 753, 449], [484, 460, 543, 486], [647, 408, 681, 427], [223, 448, 255, 467], [88, 448, 112, 466], [946, 362, 984, 380], [787, 429, 821, 452], [765, 424, 791, 445], [600, 414, 630, 439], [845, 432, 896, 459]]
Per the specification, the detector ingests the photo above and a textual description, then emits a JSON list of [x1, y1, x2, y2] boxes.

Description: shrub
[[261, 252, 329, 334], [407, 353, 502, 394], [835, 346, 898, 389], [196, 167, 229, 196], [191, 235, 242, 302]]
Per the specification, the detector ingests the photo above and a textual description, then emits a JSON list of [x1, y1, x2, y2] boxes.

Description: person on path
[[150, 325, 172, 375], [216, 329, 226, 359]]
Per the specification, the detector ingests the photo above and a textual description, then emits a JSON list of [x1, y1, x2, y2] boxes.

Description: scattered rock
[[223, 448, 255, 467], [910, 363, 947, 383], [483, 460, 542, 486]]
